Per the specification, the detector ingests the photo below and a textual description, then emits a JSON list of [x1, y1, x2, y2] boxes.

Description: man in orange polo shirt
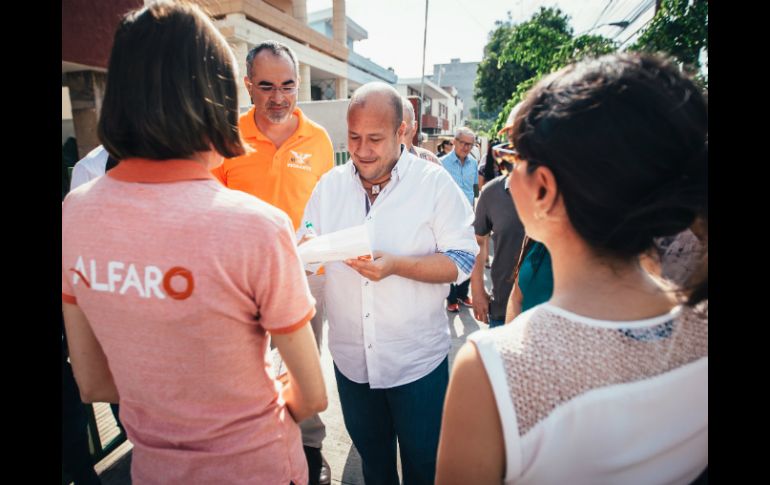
[[212, 40, 334, 485]]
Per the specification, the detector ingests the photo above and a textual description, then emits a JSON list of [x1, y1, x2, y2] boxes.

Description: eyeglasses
[[249, 82, 298, 95], [454, 139, 474, 148]]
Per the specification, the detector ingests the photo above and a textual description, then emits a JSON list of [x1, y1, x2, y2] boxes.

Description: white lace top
[[470, 302, 708, 485]]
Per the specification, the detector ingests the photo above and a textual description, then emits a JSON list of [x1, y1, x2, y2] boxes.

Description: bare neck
[[546, 229, 679, 321]]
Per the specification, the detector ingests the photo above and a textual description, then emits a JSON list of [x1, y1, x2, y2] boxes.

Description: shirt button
[[365, 313, 370, 318], [364, 280, 369, 286], [368, 344, 372, 349]]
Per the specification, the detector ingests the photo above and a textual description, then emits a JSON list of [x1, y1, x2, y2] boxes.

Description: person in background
[[477, 139, 501, 191], [441, 127, 479, 312], [505, 235, 554, 321], [475, 140, 502, 270], [62, 3, 326, 483], [470, 158, 525, 328], [437, 52, 707, 484], [401, 97, 440, 165], [210, 39, 335, 484], [435, 139, 453, 158], [69, 145, 119, 189]]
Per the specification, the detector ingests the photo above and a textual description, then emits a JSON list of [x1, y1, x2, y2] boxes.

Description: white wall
[[297, 99, 350, 154]]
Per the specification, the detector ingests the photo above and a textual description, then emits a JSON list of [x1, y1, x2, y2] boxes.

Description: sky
[[306, 0, 655, 78]]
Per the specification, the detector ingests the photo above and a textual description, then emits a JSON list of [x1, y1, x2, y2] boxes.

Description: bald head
[[348, 82, 404, 132]]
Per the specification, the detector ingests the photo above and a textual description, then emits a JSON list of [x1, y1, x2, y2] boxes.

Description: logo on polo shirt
[[69, 256, 194, 300], [288, 150, 313, 171]]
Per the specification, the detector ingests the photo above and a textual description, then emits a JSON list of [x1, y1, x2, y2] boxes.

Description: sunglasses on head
[[492, 142, 522, 166]]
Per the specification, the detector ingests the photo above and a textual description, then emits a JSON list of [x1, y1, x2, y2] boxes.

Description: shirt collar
[[107, 158, 214, 183], [240, 106, 311, 143], [447, 150, 468, 165], [504, 175, 510, 191]]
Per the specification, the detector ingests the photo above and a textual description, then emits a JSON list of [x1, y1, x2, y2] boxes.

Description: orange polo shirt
[[212, 107, 334, 231]]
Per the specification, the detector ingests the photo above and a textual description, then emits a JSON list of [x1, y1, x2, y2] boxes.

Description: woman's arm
[[436, 341, 505, 484], [62, 303, 119, 403], [271, 322, 328, 422], [505, 281, 524, 323]]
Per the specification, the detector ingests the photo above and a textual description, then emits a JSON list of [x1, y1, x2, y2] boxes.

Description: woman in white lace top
[[436, 53, 708, 485]]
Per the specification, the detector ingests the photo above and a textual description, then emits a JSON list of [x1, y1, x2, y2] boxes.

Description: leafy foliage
[[631, 0, 708, 70], [475, 1, 708, 136]]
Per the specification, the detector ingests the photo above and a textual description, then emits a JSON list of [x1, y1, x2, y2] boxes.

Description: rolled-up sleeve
[[432, 171, 480, 285]]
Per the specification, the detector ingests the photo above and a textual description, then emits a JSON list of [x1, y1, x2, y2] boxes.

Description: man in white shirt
[[300, 82, 478, 485], [69, 145, 117, 190]]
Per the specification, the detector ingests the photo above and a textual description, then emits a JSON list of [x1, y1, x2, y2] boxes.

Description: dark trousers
[[447, 278, 470, 304], [334, 358, 449, 485]]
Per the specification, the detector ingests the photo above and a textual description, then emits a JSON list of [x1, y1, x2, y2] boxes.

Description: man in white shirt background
[[69, 145, 117, 190], [300, 82, 478, 485]]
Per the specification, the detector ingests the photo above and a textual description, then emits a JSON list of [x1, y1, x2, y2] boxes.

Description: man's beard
[[266, 103, 291, 124]]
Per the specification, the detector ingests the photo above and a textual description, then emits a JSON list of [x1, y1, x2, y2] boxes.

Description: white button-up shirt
[[300, 148, 478, 388]]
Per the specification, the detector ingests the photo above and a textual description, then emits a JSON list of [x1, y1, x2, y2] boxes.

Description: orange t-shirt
[[212, 107, 334, 231], [62, 158, 314, 484]]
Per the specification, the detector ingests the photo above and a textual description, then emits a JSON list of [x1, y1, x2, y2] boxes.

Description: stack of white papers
[[297, 224, 373, 265]]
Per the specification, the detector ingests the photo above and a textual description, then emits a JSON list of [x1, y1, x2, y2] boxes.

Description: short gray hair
[[246, 40, 299, 79], [455, 126, 475, 140], [401, 97, 415, 126]]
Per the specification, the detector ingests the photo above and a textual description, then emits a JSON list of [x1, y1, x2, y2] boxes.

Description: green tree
[[475, 8, 575, 118], [475, 7, 618, 136], [498, 7, 573, 77], [486, 15, 618, 135], [473, 17, 529, 117], [477, 0, 707, 137], [630, 0, 708, 84]]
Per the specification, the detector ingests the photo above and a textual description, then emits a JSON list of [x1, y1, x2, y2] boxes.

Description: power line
[[618, 14, 655, 48], [623, 0, 656, 28], [588, 0, 615, 32]]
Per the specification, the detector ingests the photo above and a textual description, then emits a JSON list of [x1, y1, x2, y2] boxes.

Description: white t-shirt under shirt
[[470, 302, 708, 484]]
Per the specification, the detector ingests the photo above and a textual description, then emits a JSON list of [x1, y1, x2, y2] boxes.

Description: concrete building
[[62, 0, 396, 158], [308, 8, 396, 100], [429, 58, 480, 118], [395, 78, 464, 136], [62, 0, 142, 157]]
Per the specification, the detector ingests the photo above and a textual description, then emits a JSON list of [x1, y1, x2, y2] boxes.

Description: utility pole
[[419, 0, 429, 135]]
